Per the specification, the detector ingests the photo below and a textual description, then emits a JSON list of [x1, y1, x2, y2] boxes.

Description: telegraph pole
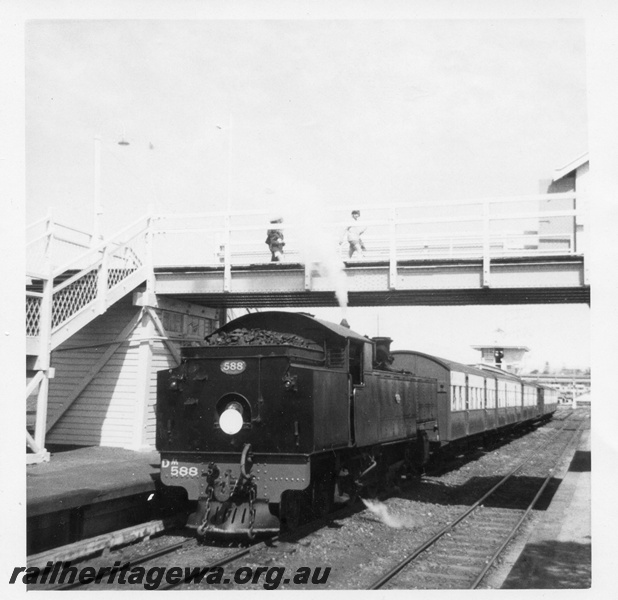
[[93, 134, 102, 245]]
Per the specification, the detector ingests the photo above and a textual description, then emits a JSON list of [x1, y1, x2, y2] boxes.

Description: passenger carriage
[[390, 351, 552, 452], [390, 351, 497, 449]]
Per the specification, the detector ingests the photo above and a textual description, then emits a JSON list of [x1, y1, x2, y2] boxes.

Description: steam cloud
[[361, 498, 413, 529], [268, 182, 349, 319]]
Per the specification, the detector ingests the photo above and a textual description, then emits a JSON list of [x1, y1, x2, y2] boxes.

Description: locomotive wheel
[[280, 490, 307, 531], [311, 472, 334, 518], [414, 432, 430, 469]]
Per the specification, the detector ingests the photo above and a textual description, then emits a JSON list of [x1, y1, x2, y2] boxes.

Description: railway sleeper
[[425, 554, 492, 568], [408, 570, 474, 583]]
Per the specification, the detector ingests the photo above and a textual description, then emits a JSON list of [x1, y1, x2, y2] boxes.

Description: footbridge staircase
[[26, 216, 152, 463]]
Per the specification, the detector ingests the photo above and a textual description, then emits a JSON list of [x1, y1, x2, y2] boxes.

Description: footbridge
[[25, 192, 588, 463], [151, 193, 589, 308]]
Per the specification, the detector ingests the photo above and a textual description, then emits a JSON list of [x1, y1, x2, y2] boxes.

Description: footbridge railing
[[27, 215, 152, 352], [150, 192, 587, 290]]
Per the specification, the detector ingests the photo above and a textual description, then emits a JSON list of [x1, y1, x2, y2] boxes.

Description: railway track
[[157, 499, 366, 590], [48, 538, 192, 590], [36, 496, 359, 591], [368, 412, 588, 589], [28, 409, 586, 591]]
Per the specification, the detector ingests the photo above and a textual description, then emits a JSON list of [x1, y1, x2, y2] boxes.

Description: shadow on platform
[[501, 539, 591, 589]]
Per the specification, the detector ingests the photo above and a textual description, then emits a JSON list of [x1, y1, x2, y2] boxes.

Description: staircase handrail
[[51, 216, 150, 279], [26, 215, 50, 231]]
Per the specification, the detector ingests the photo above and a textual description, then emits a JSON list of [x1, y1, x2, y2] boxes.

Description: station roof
[[474, 363, 525, 381], [470, 344, 530, 351], [552, 152, 589, 182]]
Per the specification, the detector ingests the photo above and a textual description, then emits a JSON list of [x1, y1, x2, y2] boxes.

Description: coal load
[[204, 328, 321, 350]]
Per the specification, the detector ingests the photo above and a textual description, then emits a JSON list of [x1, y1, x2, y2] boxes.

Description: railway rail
[[368, 412, 588, 589], [38, 497, 359, 591], [28, 409, 586, 591], [157, 499, 364, 590], [49, 539, 191, 590]]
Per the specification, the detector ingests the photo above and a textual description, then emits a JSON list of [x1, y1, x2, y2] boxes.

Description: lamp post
[[219, 113, 233, 297], [92, 133, 132, 246], [93, 135, 102, 245], [226, 111, 233, 215]]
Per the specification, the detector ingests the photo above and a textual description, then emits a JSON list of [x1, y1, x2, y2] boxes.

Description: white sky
[[25, 18, 587, 229], [22, 14, 591, 370]]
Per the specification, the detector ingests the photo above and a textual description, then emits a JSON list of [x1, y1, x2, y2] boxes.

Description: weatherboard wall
[[44, 293, 216, 450]]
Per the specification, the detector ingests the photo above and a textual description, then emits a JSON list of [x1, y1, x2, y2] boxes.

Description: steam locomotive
[[156, 311, 556, 538]]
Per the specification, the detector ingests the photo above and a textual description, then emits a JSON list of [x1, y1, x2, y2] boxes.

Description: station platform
[[27, 446, 165, 555], [501, 427, 591, 589]]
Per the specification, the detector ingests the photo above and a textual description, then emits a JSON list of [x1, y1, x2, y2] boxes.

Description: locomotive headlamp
[[219, 403, 244, 435]]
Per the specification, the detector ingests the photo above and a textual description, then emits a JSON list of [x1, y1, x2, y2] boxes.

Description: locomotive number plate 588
[[220, 360, 246, 374]]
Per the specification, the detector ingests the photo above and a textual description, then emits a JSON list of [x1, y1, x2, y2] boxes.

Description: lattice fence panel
[[26, 296, 41, 337], [51, 270, 98, 329], [107, 244, 144, 289]]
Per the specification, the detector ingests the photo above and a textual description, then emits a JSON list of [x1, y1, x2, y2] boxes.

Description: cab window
[[349, 341, 364, 385]]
